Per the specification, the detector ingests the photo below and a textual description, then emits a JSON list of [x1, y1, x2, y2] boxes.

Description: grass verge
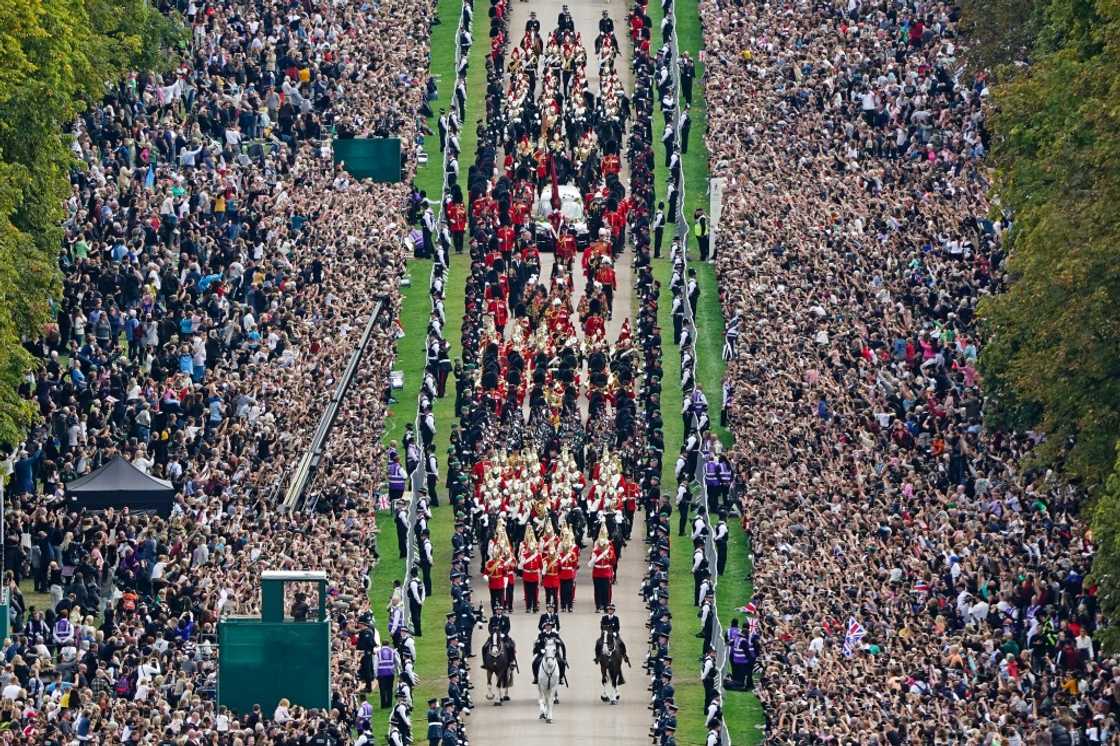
[[414, 0, 464, 200], [650, 1, 761, 742], [365, 0, 471, 731]]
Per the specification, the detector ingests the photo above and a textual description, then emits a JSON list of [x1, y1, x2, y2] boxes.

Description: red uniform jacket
[[591, 545, 614, 580], [447, 202, 467, 234], [520, 547, 542, 583], [558, 547, 579, 581]]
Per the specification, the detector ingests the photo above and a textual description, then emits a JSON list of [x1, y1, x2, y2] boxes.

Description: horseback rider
[[595, 602, 629, 665], [538, 601, 561, 633], [600, 602, 621, 633], [488, 605, 511, 639], [531, 620, 568, 685]]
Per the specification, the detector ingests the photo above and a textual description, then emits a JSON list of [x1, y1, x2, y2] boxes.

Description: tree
[[1091, 447, 1120, 652], [0, 0, 182, 445], [972, 0, 1120, 647], [978, 0, 1120, 494]]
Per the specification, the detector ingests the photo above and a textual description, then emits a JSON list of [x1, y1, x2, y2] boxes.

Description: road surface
[[468, 0, 649, 743]]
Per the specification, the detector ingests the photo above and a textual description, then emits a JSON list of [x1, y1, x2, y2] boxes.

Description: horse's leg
[[600, 665, 609, 702]]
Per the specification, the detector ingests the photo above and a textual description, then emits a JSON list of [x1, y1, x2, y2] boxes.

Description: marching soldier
[[590, 525, 616, 612], [542, 547, 561, 610], [519, 526, 543, 613], [485, 549, 507, 612], [558, 532, 579, 612]]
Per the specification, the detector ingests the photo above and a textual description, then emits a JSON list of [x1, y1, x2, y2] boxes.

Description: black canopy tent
[[65, 457, 175, 518]]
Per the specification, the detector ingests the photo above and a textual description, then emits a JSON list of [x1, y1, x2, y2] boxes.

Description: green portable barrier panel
[[0, 588, 8, 644], [218, 571, 331, 715], [333, 138, 402, 182]]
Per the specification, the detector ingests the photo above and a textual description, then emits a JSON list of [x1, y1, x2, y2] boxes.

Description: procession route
[[468, 0, 649, 741], [467, 529, 650, 746]]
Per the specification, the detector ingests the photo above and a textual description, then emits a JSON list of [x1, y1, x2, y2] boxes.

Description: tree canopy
[[973, 0, 1120, 645], [0, 0, 181, 445]]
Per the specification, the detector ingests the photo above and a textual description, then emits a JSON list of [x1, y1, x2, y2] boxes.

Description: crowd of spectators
[[1, 0, 444, 740], [700, 1, 1111, 743]]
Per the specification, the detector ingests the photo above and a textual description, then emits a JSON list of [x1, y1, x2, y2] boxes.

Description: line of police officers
[[626, 0, 723, 743]]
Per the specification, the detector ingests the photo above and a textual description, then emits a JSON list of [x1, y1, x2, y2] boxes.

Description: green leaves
[[973, 0, 1120, 644], [0, 0, 183, 445], [979, 0, 1120, 494]]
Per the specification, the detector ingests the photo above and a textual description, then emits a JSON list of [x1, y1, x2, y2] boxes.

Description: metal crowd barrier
[[661, 2, 731, 742]]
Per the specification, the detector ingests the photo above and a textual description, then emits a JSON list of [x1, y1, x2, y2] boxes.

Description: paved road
[[469, 0, 649, 743]]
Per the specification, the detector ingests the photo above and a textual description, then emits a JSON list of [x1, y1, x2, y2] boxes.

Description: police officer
[[700, 645, 718, 710], [390, 689, 412, 744], [691, 538, 709, 604], [537, 602, 561, 633], [600, 602, 621, 634], [409, 566, 426, 636], [557, 4, 574, 32], [531, 620, 567, 685], [420, 529, 435, 596], [699, 590, 715, 653], [705, 694, 723, 731], [487, 605, 510, 639], [394, 497, 410, 558], [713, 514, 729, 576]]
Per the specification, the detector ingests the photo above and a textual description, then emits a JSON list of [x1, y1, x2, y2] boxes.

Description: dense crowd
[[700, 0, 1111, 743], [1, 0, 444, 740]]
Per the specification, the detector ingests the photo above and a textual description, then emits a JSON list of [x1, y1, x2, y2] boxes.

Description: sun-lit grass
[[648, 0, 761, 742], [365, 0, 470, 733]]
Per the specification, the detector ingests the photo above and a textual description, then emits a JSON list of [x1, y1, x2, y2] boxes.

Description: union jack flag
[[842, 616, 865, 658], [737, 601, 758, 615], [912, 580, 930, 594]]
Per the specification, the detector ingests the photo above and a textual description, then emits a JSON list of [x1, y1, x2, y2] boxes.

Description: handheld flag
[[842, 616, 865, 658]]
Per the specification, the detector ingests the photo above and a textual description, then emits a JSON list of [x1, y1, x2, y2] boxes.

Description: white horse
[[537, 638, 562, 723]]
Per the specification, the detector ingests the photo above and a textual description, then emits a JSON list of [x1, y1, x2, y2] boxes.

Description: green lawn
[[400, 0, 483, 716], [382, 258, 435, 449], [648, 1, 761, 742], [364, 0, 472, 732], [414, 0, 465, 201]]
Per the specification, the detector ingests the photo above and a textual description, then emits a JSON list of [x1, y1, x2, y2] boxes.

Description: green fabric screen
[[218, 618, 331, 714], [333, 138, 402, 182]]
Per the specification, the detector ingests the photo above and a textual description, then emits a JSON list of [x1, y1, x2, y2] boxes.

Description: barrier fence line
[[281, 299, 387, 511], [403, 0, 474, 628], [662, 1, 731, 742]]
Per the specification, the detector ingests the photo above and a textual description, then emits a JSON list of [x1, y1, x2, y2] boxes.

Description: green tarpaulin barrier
[[333, 138, 402, 183]]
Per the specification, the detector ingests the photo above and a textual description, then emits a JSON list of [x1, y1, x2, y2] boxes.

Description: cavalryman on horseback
[[532, 619, 568, 685]]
